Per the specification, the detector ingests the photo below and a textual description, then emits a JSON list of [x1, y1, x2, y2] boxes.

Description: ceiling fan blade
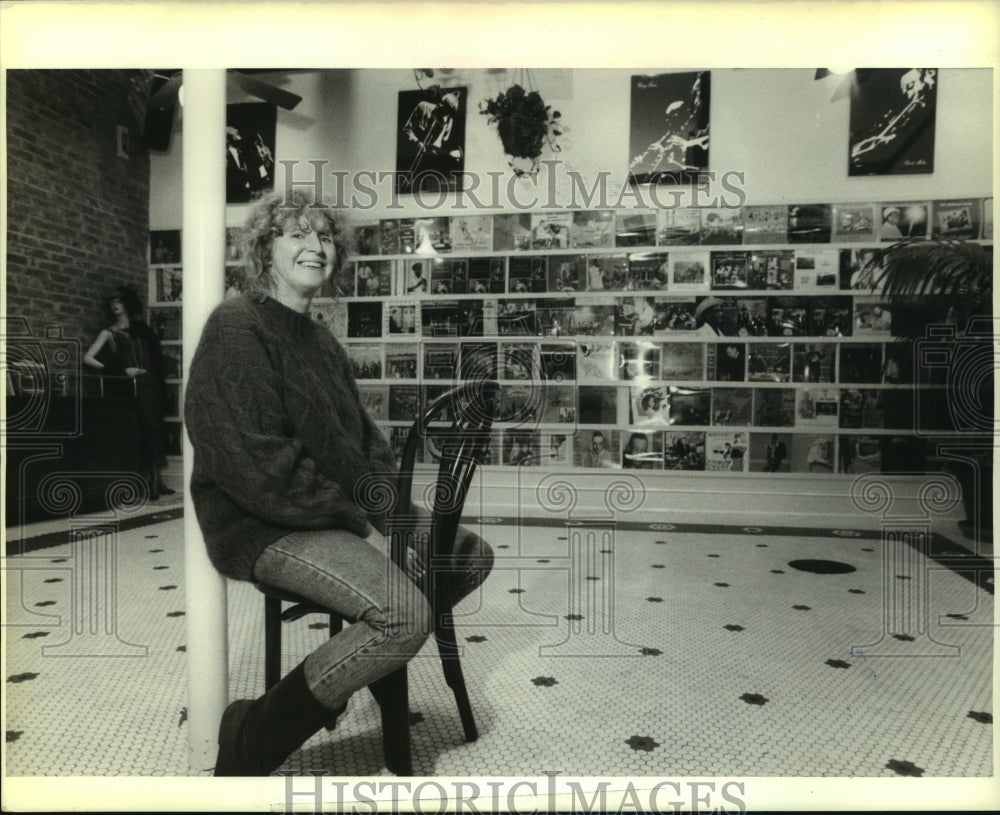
[[229, 71, 302, 110], [149, 72, 183, 109]]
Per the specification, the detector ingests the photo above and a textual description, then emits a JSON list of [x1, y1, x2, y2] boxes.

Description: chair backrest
[[393, 379, 500, 572]]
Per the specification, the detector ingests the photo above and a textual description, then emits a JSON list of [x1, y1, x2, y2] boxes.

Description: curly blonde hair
[[237, 190, 353, 298]]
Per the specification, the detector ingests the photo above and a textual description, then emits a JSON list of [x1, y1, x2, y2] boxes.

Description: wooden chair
[[256, 379, 499, 775]]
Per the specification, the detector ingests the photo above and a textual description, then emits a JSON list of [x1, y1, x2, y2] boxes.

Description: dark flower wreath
[[479, 84, 563, 178]]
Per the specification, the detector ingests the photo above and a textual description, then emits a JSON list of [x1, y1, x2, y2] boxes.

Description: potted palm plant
[[868, 238, 994, 542]]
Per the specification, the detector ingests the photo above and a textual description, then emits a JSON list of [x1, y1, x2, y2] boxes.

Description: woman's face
[[110, 298, 125, 316], [271, 213, 336, 301]]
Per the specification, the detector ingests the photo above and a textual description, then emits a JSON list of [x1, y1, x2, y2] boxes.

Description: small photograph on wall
[[629, 383, 670, 426], [660, 342, 705, 380], [500, 342, 541, 381], [882, 343, 914, 384], [658, 209, 702, 246], [668, 385, 711, 425], [839, 343, 884, 384], [619, 341, 660, 380], [626, 252, 669, 291], [385, 348, 417, 379], [354, 260, 392, 297], [396, 86, 467, 195], [622, 430, 664, 469], [796, 387, 839, 429], [572, 210, 615, 249], [346, 344, 382, 381], [385, 302, 419, 335], [508, 256, 532, 294], [450, 214, 493, 252], [150, 307, 181, 342], [789, 433, 835, 474], [401, 217, 452, 254], [226, 102, 276, 203], [396, 260, 428, 295], [577, 428, 621, 469], [547, 256, 585, 293], [353, 223, 379, 256], [628, 71, 710, 186], [742, 206, 788, 245], [496, 299, 537, 336], [931, 199, 983, 239], [793, 249, 839, 292], [541, 432, 573, 467], [493, 213, 532, 251], [310, 302, 348, 338], [531, 212, 572, 250], [705, 430, 749, 472], [878, 202, 928, 241], [710, 251, 750, 290], [615, 210, 658, 247], [753, 388, 796, 427], [615, 297, 657, 337], [577, 385, 622, 424], [585, 254, 630, 291], [853, 298, 893, 336], [733, 298, 771, 337], [668, 251, 709, 291], [832, 204, 877, 242], [388, 385, 420, 421], [150, 230, 181, 264], [849, 68, 936, 176], [749, 432, 792, 473], [747, 343, 791, 382], [747, 250, 794, 291], [807, 296, 853, 337], [347, 302, 382, 339], [767, 297, 809, 337], [847, 434, 882, 474], [711, 387, 753, 426], [653, 298, 698, 334], [536, 298, 576, 337], [664, 431, 705, 470], [792, 343, 836, 383], [540, 385, 577, 424], [423, 343, 458, 381], [578, 340, 617, 380], [839, 247, 885, 292], [379, 219, 401, 255], [357, 386, 388, 421], [155, 267, 183, 303], [574, 299, 617, 336], [500, 386, 541, 427], [700, 208, 743, 246], [839, 389, 885, 429], [428, 259, 457, 295], [540, 341, 577, 382], [707, 342, 746, 382], [787, 204, 832, 244]]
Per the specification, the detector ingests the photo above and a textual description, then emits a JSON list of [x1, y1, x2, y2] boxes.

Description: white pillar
[[181, 68, 229, 773]]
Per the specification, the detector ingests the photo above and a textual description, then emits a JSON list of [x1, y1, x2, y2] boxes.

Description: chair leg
[[435, 616, 478, 742], [264, 595, 282, 690], [369, 668, 412, 775]]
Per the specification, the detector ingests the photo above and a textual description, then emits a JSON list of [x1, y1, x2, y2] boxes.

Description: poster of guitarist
[[396, 86, 467, 195], [849, 68, 937, 176]]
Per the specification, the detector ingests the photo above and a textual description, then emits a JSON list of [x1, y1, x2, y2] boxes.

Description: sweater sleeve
[[185, 317, 370, 536]]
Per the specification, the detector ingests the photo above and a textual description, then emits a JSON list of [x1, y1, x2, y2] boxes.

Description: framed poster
[[628, 71, 710, 185], [396, 86, 467, 195], [849, 68, 937, 176], [226, 103, 276, 203]]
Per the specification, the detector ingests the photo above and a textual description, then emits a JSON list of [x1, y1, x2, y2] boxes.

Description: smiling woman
[[182, 189, 494, 776]]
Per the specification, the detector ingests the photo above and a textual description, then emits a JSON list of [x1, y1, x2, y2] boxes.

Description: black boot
[[213, 661, 341, 776]]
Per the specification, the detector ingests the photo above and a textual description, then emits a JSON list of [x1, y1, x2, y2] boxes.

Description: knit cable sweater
[[184, 295, 398, 581]]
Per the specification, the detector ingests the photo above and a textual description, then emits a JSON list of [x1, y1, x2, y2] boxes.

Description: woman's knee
[[358, 585, 432, 654]]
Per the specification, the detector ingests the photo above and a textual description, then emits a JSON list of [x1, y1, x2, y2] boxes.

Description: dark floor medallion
[[788, 559, 857, 574]]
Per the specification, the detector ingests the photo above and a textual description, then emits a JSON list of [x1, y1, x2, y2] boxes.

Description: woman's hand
[[125, 367, 147, 377], [404, 546, 426, 583]]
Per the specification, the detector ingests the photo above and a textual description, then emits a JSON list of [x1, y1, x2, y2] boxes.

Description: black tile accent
[[33, 601, 55, 607], [886, 759, 923, 777], [968, 711, 992, 724], [176, 646, 186, 652], [7, 507, 184, 556], [708, 554, 720, 558], [792, 605, 811, 611], [308, 622, 328, 630], [149, 549, 164, 553], [153, 566, 169, 570], [178, 707, 187, 727], [564, 614, 584, 621], [6, 730, 24, 743], [531, 676, 558, 687], [586, 576, 600, 581], [724, 624, 745, 632], [465, 635, 487, 643], [848, 589, 866, 594], [625, 735, 660, 752], [788, 559, 857, 574], [892, 634, 915, 642], [826, 659, 851, 669], [536, 559, 550, 563], [714, 582, 730, 587], [42, 578, 62, 584], [647, 597, 663, 603], [896, 574, 912, 581], [945, 613, 969, 620], [509, 588, 525, 594], [166, 611, 185, 617], [158, 585, 178, 591], [7, 673, 39, 683], [740, 693, 768, 705], [21, 632, 49, 639], [771, 570, 785, 574], [639, 648, 662, 656], [49, 558, 67, 563], [651, 564, 665, 569], [408, 711, 424, 725]]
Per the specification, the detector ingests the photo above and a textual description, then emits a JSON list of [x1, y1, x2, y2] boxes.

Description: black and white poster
[[226, 103, 276, 203], [396, 86, 467, 195], [628, 71, 710, 185], [849, 68, 937, 176]]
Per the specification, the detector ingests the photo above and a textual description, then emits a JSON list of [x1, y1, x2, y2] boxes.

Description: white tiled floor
[[4, 506, 994, 784]]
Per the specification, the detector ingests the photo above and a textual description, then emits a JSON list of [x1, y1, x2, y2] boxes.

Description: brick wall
[[6, 69, 152, 356]]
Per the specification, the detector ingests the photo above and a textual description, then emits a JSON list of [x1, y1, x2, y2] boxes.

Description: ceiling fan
[[144, 69, 302, 150]]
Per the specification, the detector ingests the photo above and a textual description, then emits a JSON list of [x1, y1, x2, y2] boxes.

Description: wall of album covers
[[146, 69, 993, 479]]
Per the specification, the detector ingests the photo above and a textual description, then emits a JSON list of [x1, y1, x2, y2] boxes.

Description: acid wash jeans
[[251, 521, 494, 710]]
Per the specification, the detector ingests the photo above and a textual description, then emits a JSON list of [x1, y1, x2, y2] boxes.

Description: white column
[[181, 68, 229, 773]]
